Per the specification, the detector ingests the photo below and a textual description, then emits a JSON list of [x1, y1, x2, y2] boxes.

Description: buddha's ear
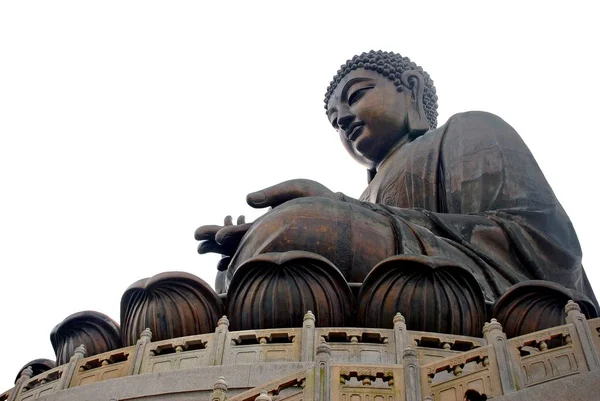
[[401, 70, 429, 136]]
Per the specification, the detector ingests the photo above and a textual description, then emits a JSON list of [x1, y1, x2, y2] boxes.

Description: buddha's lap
[[232, 197, 397, 282], [225, 198, 595, 335]]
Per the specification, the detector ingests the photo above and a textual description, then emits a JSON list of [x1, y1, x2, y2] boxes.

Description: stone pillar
[[212, 316, 230, 366], [8, 365, 33, 401], [302, 311, 316, 362], [210, 376, 228, 401], [483, 319, 517, 394], [57, 344, 87, 390], [130, 328, 152, 375], [565, 300, 600, 371], [402, 346, 421, 401], [256, 391, 273, 401], [393, 313, 407, 364], [314, 341, 331, 401]]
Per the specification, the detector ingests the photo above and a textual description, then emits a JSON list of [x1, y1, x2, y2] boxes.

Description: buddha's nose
[[337, 111, 354, 132]]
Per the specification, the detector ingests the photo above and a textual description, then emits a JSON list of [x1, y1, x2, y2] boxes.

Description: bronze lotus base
[[48, 252, 597, 364]]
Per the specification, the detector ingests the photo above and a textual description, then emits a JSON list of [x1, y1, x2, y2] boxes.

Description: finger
[[215, 223, 253, 246], [194, 225, 221, 241], [237, 215, 245, 225], [247, 179, 322, 208], [197, 240, 230, 255], [217, 257, 231, 271], [223, 215, 233, 226]]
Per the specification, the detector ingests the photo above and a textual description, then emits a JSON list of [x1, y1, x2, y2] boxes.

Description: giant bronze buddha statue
[[195, 50, 598, 338], [7, 52, 598, 384]]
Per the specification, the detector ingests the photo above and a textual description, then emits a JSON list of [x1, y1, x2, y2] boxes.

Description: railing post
[[130, 328, 152, 375], [302, 311, 316, 362], [256, 391, 273, 401], [212, 316, 229, 366], [7, 366, 32, 401], [565, 300, 600, 371], [483, 319, 517, 394], [57, 344, 87, 390], [402, 346, 421, 401], [210, 376, 228, 401], [314, 341, 331, 401], [393, 313, 407, 364]]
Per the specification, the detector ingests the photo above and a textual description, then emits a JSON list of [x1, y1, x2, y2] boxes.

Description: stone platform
[[2, 302, 599, 401]]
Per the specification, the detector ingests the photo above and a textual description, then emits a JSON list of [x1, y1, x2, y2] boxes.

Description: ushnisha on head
[[325, 50, 439, 170], [325, 50, 438, 128]]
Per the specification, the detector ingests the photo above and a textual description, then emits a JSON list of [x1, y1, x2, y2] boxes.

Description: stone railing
[[421, 344, 496, 400], [315, 327, 395, 364], [18, 364, 65, 400], [507, 322, 579, 388], [332, 364, 403, 401], [409, 330, 486, 366], [2, 302, 599, 401], [70, 345, 136, 388], [588, 317, 600, 355], [142, 331, 214, 373]]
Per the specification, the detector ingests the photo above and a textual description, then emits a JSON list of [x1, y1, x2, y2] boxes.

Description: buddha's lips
[[347, 122, 365, 141]]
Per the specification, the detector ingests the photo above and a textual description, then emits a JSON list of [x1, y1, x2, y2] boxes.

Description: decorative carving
[[357, 255, 486, 336], [316, 341, 332, 357], [120, 271, 224, 346], [226, 251, 353, 330], [50, 311, 121, 365], [140, 328, 152, 342], [303, 311, 315, 325], [493, 281, 597, 338], [213, 376, 227, 392], [393, 313, 405, 325]]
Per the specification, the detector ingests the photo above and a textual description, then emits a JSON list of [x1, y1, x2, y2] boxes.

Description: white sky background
[[1, 0, 599, 391]]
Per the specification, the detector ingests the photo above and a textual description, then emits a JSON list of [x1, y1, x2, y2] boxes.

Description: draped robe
[[228, 111, 597, 308]]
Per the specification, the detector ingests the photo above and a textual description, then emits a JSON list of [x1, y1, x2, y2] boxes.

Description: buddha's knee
[[231, 196, 396, 282]]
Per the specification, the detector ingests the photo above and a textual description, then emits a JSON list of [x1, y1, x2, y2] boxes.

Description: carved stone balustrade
[[17, 365, 66, 400], [2, 303, 600, 401]]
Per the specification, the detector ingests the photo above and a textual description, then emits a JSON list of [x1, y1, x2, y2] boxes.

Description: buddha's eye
[[331, 117, 338, 129], [348, 86, 373, 106]]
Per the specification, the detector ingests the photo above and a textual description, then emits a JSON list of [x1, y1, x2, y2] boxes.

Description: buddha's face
[[327, 68, 411, 169]]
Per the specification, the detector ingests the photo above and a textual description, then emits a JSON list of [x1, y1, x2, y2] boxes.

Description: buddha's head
[[325, 51, 438, 171]]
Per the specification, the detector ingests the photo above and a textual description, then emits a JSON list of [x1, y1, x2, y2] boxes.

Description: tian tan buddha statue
[[32, 50, 600, 369], [194, 50, 598, 339]]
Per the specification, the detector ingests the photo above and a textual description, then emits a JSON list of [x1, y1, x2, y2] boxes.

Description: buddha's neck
[[376, 136, 411, 172]]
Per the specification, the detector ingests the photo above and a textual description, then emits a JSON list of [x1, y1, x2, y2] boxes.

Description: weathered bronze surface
[[120, 271, 223, 346], [196, 50, 598, 336], [357, 255, 486, 336], [50, 311, 121, 365], [226, 251, 354, 331], [493, 281, 597, 338]]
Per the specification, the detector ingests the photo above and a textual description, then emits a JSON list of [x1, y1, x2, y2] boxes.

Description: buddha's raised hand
[[195, 215, 251, 271], [195, 179, 335, 269], [246, 179, 335, 209]]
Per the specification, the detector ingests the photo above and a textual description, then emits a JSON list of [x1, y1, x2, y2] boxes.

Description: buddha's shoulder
[[437, 111, 523, 144]]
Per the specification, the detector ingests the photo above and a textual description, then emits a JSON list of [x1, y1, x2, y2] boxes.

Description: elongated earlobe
[[401, 70, 429, 137]]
